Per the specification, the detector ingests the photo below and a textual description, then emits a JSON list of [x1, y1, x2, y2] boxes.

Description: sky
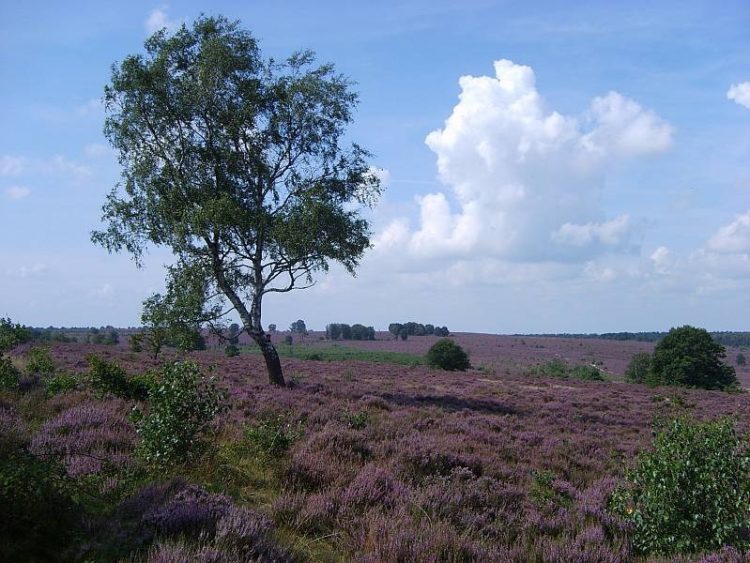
[[1, 0, 749, 333]]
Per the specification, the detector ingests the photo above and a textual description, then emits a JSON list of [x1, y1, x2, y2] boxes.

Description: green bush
[[530, 359, 605, 381], [426, 339, 470, 371], [0, 356, 20, 390], [132, 361, 227, 466], [224, 344, 240, 357], [244, 412, 302, 458], [88, 355, 150, 400], [651, 325, 737, 390], [569, 364, 605, 381], [625, 352, 652, 383], [25, 347, 55, 376], [610, 416, 750, 555], [0, 449, 80, 561], [44, 372, 78, 396], [737, 353, 747, 367]]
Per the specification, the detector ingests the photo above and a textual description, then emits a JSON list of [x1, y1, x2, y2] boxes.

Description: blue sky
[[1, 0, 749, 333]]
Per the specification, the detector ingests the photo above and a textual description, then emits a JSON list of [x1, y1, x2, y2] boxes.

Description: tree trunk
[[253, 332, 285, 387]]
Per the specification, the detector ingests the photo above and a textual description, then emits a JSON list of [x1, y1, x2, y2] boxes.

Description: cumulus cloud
[[4, 186, 31, 200], [727, 82, 750, 109], [706, 211, 750, 255], [145, 7, 179, 34], [378, 59, 672, 266], [0, 155, 24, 176]]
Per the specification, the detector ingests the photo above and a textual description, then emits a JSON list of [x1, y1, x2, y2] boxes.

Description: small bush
[[0, 356, 20, 390], [569, 364, 605, 381], [343, 410, 370, 430], [0, 449, 80, 561], [44, 372, 78, 396], [244, 412, 302, 458], [737, 353, 747, 367], [132, 361, 227, 466], [224, 344, 240, 357], [88, 355, 150, 400], [625, 352, 652, 383], [610, 416, 750, 556], [25, 347, 55, 376], [426, 339, 470, 371]]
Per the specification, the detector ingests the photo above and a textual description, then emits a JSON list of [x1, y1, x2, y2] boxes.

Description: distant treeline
[[325, 323, 376, 341], [388, 322, 450, 340], [519, 331, 750, 347]]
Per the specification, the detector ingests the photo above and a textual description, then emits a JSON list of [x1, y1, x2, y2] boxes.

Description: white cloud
[[582, 91, 673, 157], [145, 8, 179, 34], [650, 246, 672, 274], [379, 59, 672, 266], [551, 214, 631, 248], [706, 211, 750, 255], [727, 82, 750, 109], [4, 186, 31, 200], [0, 155, 24, 176]]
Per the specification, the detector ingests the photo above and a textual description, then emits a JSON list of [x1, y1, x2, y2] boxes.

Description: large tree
[[92, 16, 381, 386]]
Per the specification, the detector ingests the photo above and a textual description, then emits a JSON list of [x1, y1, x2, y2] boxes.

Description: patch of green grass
[[241, 343, 425, 366]]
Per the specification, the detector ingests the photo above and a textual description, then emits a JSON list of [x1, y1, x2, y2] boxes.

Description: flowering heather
[[3, 339, 750, 560], [30, 398, 136, 479]]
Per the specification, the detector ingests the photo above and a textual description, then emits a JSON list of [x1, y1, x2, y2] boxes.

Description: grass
[[241, 343, 425, 366]]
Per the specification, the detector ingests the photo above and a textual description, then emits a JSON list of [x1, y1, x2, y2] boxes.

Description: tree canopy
[[92, 16, 381, 385], [650, 325, 737, 390]]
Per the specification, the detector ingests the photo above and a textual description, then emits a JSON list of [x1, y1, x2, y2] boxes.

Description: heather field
[[3, 335, 750, 561]]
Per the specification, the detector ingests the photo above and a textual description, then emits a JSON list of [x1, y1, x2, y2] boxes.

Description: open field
[[3, 334, 750, 561]]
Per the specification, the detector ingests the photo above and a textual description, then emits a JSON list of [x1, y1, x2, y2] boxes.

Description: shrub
[[224, 344, 240, 357], [427, 339, 470, 371], [737, 353, 746, 367], [44, 372, 78, 396], [132, 361, 227, 466], [0, 356, 20, 390], [88, 355, 150, 400], [25, 346, 55, 376], [569, 364, 605, 381], [244, 412, 302, 458], [610, 416, 750, 555], [624, 352, 652, 383], [0, 449, 80, 561], [650, 325, 737, 390]]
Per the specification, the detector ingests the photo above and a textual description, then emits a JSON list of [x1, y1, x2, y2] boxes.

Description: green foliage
[[737, 352, 746, 366], [132, 361, 228, 466], [426, 339, 471, 371], [0, 449, 80, 561], [651, 325, 737, 390], [25, 346, 55, 376], [44, 372, 78, 396], [530, 469, 573, 508], [224, 344, 240, 357], [244, 412, 303, 459], [569, 364, 605, 381], [0, 317, 32, 353], [88, 355, 150, 400], [529, 359, 606, 381], [342, 410, 369, 430], [128, 333, 143, 352], [0, 356, 20, 390], [625, 352, 652, 383], [610, 416, 750, 555]]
